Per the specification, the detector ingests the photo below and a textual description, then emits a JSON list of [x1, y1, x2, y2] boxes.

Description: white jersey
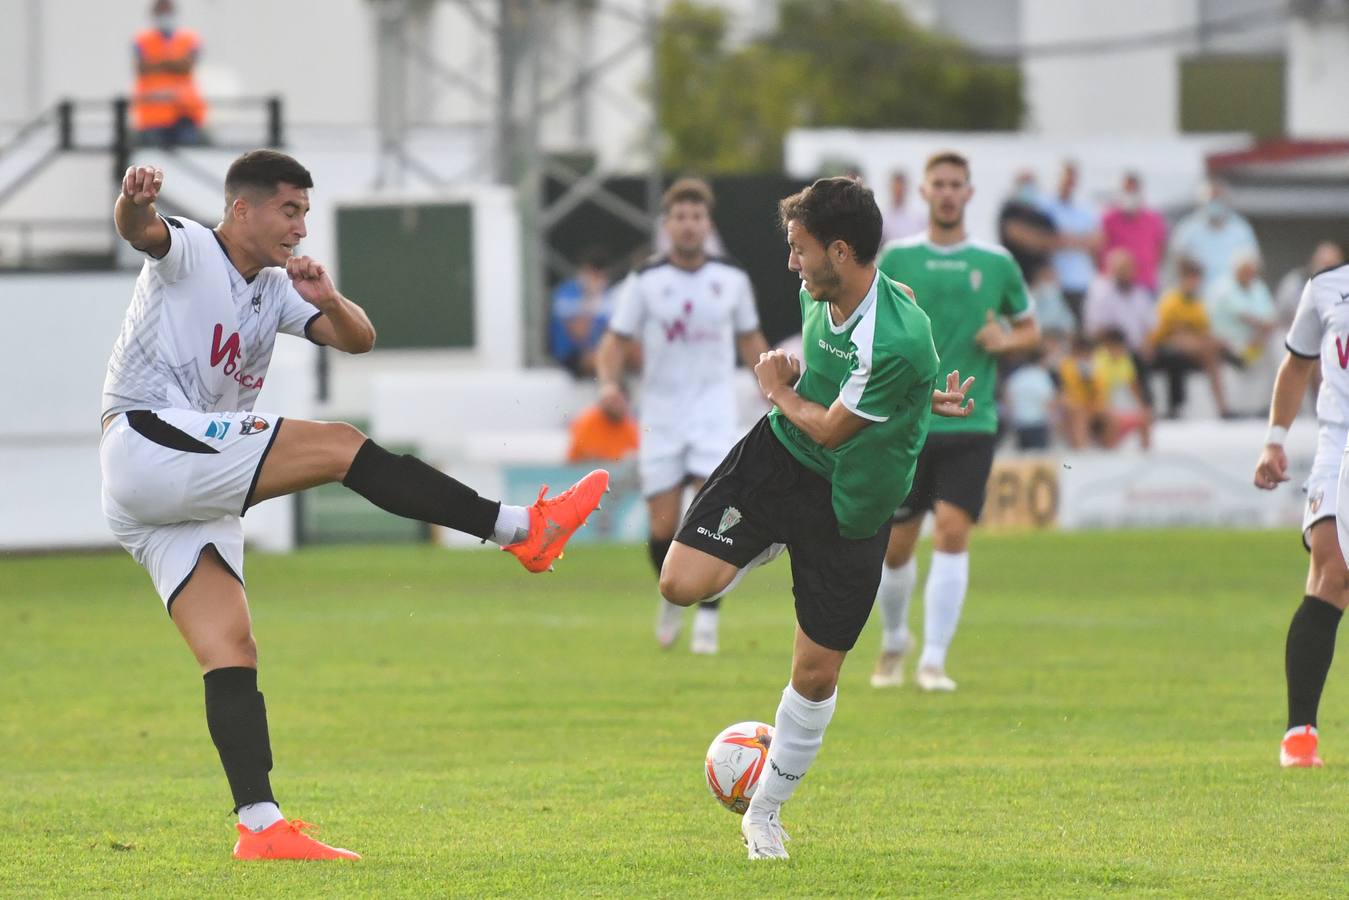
[[1286, 263, 1349, 428], [101, 216, 321, 420], [608, 256, 758, 429]]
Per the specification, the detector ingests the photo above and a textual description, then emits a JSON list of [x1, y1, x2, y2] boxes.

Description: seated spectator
[[1059, 331, 1151, 450], [1149, 257, 1231, 419], [550, 247, 614, 377], [1275, 240, 1344, 329], [567, 402, 639, 463], [1208, 250, 1277, 369], [1028, 266, 1077, 336], [1082, 247, 1157, 410], [1003, 348, 1058, 451], [998, 170, 1058, 288]]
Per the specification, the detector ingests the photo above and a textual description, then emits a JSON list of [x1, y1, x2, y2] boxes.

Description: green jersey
[[769, 273, 940, 539], [878, 236, 1032, 434]]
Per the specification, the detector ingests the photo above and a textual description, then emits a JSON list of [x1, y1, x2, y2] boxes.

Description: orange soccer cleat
[[232, 819, 361, 860], [1280, 725, 1324, 768], [503, 469, 610, 573]]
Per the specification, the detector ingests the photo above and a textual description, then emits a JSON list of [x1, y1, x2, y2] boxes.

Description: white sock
[[491, 504, 531, 546], [706, 542, 785, 602], [238, 801, 284, 832], [693, 604, 718, 635], [919, 550, 970, 670], [877, 557, 917, 653], [748, 683, 836, 819], [1285, 725, 1318, 740]]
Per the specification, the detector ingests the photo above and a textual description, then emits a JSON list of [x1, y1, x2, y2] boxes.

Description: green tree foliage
[[657, 0, 1025, 173]]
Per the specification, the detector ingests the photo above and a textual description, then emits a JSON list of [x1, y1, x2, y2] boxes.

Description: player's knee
[[327, 421, 369, 481], [791, 665, 839, 701], [658, 567, 703, 607]]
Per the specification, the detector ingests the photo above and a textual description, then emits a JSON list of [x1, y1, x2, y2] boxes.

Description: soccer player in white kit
[[1253, 261, 1349, 768], [594, 178, 769, 655], [101, 151, 608, 860]]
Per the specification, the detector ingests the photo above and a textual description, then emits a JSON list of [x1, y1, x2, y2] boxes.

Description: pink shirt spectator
[[1101, 206, 1167, 293]]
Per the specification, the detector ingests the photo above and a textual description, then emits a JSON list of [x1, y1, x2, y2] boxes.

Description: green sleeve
[[841, 352, 916, 422]]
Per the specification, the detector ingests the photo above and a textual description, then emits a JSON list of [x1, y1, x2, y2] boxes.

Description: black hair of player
[[224, 150, 314, 200], [778, 176, 882, 265]]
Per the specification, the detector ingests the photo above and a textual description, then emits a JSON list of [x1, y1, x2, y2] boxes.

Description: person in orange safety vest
[[133, 0, 206, 146]]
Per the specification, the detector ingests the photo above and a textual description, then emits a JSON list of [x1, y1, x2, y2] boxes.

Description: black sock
[[342, 439, 500, 540], [1286, 594, 1343, 729], [647, 536, 672, 576], [203, 667, 276, 812], [698, 597, 721, 611]]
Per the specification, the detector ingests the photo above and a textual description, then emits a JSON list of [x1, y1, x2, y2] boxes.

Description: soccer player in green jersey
[[658, 177, 972, 859], [870, 151, 1041, 693]]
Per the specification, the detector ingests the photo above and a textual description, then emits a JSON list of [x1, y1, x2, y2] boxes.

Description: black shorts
[[894, 431, 998, 524], [674, 418, 889, 652]]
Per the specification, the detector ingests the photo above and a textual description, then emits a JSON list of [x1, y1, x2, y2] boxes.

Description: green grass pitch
[[2, 530, 1344, 897]]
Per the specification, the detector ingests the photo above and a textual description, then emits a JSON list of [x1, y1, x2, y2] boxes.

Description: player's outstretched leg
[[250, 420, 607, 573], [172, 548, 360, 860], [1282, 521, 1347, 766]]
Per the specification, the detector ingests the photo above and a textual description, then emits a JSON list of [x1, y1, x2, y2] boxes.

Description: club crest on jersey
[[718, 507, 742, 535], [1310, 488, 1325, 515], [251, 292, 263, 313], [204, 420, 231, 440], [239, 415, 269, 436], [969, 269, 983, 291]]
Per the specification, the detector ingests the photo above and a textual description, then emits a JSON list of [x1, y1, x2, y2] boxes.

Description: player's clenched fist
[[121, 165, 163, 206], [286, 255, 338, 307], [1253, 444, 1290, 491]]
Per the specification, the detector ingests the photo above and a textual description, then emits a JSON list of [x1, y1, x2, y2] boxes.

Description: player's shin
[[748, 684, 836, 819], [204, 667, 281, 827], [1286, 594, 1343, 728], [877, 557, 917, 652], [919, 550, 969, 670], [341, 439, 527, 543]]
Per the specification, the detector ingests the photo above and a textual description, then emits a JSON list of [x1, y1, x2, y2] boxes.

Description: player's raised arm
[[1254, 352, 1316, 490], [114, 165, 170, 257], [756, 349, 870, 450], [932, 371, 975, 418], [287, 256, 376, 353]]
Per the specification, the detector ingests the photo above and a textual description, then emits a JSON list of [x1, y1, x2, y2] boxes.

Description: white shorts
[[639, 421, 739, 497], [100, 408, 284, 609], [1304, 422, 1347, 550]]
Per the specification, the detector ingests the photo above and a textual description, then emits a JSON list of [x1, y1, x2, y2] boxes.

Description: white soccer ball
[[704, 720, 773, 814]]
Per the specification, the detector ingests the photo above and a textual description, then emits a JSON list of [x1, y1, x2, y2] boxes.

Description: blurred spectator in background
[[1083, 247, 1156, 411], [880, 169, 922, 243], [1101, 171, 1167, 294], [132, 0, 206, 147], [1168, 178, 1258, 295], [1059, 331, 1151, 450], [567, 402, 639, 464], [1042, 160, 1101, 319], [1209, 249, 1278, 412], [998, 170, 1058, 288], [1275, 240, 1344, 329], [1149, 257, 1231, 419], [1028, 266, 1076, 335], [549, 246, 614, 377], [1003, 346, 1058, 451]]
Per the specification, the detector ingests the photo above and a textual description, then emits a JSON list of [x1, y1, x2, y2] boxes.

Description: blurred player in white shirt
[[595, 178, 769, 654], [1254, 261, 1349, 768]]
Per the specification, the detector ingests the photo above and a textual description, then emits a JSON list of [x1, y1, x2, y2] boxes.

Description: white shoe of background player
[[655, 598, 683, 649], [690, 607, 719, 655], [916, 664, 957, 692]]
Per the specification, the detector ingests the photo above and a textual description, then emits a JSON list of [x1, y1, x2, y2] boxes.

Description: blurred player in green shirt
[[871, 151, 1041, 693]]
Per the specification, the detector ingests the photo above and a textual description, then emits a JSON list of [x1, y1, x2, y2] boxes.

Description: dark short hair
[[1177, 256, 1203, 278], [778, 176, 882, 265], [225, 150, 313, 200], [662, 177, 714, 213], [924, 150, 970, 178], [1100, 327, 1128, 346]]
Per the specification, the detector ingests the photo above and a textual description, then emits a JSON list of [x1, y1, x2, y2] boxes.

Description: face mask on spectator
[[1205, 200, 1229, 222], [155, 13, 176, 31], [1120, 190, 1141, 213]]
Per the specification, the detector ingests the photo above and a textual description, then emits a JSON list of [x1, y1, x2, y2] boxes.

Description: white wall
[[1020, 0, 1197, 137], [0, 272, 311, 552], [1286, 12, 1349, 139]]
